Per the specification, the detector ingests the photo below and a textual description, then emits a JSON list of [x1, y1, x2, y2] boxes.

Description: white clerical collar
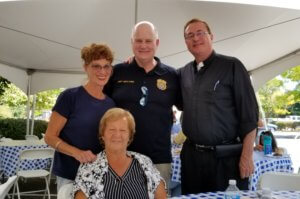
[[197, 62, 204, 71]]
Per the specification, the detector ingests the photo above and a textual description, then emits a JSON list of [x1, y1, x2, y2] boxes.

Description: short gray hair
[[131, 21, 159, 39]]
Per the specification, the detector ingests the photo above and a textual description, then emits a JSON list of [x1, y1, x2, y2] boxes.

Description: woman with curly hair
[[45, 43, 115, 191]]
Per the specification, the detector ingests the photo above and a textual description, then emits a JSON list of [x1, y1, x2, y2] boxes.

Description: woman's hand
[[154, 180, 167, 199], [45, 112, 97, 163], [74, 190, 87, 199], [254, 144, 263, 151], [74, 150, 97, 163]]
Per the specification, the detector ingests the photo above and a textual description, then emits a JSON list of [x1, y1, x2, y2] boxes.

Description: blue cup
[[263, 135, 272, 155]]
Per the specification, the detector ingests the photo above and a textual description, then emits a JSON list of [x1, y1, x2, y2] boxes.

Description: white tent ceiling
[[1, 0, 300, 94]]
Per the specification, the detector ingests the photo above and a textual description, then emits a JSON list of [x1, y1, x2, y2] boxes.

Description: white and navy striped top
[[73, 151, 164, 199], [103, 159, 148, 199]]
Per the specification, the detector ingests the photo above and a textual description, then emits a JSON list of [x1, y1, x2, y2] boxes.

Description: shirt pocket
[[112, 82, 137, 103]]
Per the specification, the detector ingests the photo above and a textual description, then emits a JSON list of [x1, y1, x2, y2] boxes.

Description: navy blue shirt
[[105, 57, 181, 163], [52, 86, 115, 180]]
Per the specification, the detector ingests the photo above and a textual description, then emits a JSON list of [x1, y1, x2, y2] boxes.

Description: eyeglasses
[[91, 64, 112, 72], [185, 31, 209, 40], [139, 86, 148, 106]]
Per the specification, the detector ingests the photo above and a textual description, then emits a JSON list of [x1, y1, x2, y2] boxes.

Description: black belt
[[186, 139, 215, 152]]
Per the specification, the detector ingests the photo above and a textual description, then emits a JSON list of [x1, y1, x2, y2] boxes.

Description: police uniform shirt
[[104, 57, 181, 163]]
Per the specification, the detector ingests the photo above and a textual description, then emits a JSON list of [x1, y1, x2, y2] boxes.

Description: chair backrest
[[16, 148, 55, 173], [57, 183, 73, 199], [259, 172, 300, 191], [25, 135, 39, 140], [0, 175, 17, 199], [19, 148, 54, 160], [0, 137, 13, 141]]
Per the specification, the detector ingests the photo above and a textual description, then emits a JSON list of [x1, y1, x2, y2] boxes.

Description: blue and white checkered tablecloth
[[171, 155, 181, 183], [171, 190, 300, 199], [0, 140, 50, 177], [171, 151, 293, 191], [249, 151, 293, 191]]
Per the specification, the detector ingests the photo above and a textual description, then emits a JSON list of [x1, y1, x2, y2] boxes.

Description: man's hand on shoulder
[[124, 56, 134, 64]]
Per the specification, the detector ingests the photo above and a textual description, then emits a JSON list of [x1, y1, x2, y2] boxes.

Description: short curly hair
[[99, 108, 136, 147], [81, 43, 114, 65]]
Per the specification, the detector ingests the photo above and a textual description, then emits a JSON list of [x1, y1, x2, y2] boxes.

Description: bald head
[[131, 21, 158, 40], [131, 21, 159, 68]]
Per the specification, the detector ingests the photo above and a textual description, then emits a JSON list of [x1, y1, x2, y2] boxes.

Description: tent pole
[[25, 69, 35, 135], [25, 80, 31, 135], [252, 74, 268, 130], [30, 95, 36, 135], [256, 92, 268, 130]]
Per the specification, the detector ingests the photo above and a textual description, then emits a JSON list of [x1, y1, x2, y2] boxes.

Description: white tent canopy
[[1, 0, 300, 94]]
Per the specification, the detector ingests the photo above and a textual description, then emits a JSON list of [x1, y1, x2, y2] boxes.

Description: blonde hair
[[99, 108, 136, 146]]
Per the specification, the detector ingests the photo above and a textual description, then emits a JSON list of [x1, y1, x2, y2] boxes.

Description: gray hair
[[131, 21, 159, 39]]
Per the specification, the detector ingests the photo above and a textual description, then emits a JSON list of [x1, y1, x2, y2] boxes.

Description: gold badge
[[156, 79, 167, 90]]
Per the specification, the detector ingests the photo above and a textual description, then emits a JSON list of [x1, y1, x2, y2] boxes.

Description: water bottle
[[263, 135, 272, 155], [224, 179, 240, 199], [260, 188, 272, 199]]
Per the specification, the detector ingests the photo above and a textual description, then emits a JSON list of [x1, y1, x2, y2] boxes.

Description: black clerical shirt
[[178, 51, 258, 145]]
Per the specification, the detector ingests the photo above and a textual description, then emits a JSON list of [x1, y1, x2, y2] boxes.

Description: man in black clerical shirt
[[177, 18, 258, 194]]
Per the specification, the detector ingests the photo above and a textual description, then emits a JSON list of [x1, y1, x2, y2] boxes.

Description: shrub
[[275, 121, 300, 131], [0, 118, 48, 140], [292, 122, 300, 130]]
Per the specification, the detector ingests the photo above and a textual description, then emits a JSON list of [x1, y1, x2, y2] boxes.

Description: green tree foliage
[[0, 105, 13, 118], [282, 66, 300, 97], [282, 66, 300, 114], [282, 66, 300, 81], [258, 79, 284, 117], [0, 77, 10, 97], [258, 66, 300, 118], [35, 88, 63, 116], [288, 102, 300, 115], [0, 83, 27, 117], [0, 79, 63, 118]]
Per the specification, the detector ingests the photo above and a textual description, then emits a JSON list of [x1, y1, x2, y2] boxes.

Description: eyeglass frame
[[139, 86, 148, 106], [184, 30, 209, 40], [90, 63, 112, 72]]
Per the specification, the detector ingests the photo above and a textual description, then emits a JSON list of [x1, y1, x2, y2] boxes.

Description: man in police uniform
[[104, 21, 181, 189], [178, 18, 258, 194]]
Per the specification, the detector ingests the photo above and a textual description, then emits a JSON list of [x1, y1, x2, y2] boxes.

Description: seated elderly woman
[[73, 108, 166, 199]]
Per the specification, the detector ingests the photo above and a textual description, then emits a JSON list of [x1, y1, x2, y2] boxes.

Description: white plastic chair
[[0, 137, 13, 141], [0, 175, 17, 199], [12, 148, 55, 199], [25, 135, 39, 141], [57, 183, 73, 199], [259, 172, 300, 191]]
